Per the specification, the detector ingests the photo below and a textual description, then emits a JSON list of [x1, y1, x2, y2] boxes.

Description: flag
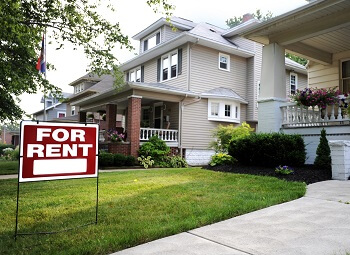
[[36, 35, 46, 73]]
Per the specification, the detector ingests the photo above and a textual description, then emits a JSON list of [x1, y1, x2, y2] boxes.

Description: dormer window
[[142, 31, 161, 52]]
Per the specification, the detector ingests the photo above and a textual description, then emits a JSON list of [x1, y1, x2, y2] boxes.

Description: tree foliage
[[0, 0, 174, 122]]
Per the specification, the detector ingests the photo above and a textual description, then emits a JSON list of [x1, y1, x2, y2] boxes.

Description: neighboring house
[[32, 92, 72, 121], [0, 126, 19, 146], [239, 0, 350, 178], [68, 15, 307, 165]]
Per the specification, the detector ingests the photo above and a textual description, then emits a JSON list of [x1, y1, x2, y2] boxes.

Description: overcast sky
[[20, 0, 307, 116]]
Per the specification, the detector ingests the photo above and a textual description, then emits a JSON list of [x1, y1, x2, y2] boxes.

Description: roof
[[128, 82, 198, 97], [222, 19, 260, 38], [201, 87, 248, 104], [68, 73, 108, 86], [284, 57, 307, 74], [132, 17, 197, 40]]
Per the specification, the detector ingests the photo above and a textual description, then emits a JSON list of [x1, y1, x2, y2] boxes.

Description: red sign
[[19, 121, 99, 182]]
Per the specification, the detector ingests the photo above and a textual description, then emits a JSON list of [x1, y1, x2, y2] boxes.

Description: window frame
[[218, 52, 230, 71], [128, 66, 141, 83], [290, 72, 298, 95], [341, 58, 350, 94], [57, 111, 66, 118], [208, 99, 240, 123], [71, 106, 76, 116], [142, 30, 161, 53], [161, 50, 178, 81]]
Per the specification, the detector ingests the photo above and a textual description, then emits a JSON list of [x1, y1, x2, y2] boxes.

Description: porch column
[[127, 96, 142, 157], [79, 111, 86, 122], [106, 104, 117, 130], [258, 43, 287, 133]]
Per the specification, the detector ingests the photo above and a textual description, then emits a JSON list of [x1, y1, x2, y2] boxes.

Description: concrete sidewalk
[[113, 180, 350, 255]]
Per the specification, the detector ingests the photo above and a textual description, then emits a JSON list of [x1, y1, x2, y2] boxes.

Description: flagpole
[[43, 28, 47, 121]]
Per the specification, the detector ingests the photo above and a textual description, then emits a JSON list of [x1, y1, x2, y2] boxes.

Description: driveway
[[113, 180, 350, 255]]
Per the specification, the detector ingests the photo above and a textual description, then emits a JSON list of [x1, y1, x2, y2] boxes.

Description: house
[[32, 92, 72, 121], [239, 0, 350, 179], [0, 125, 19, 146], [68, 16, 307, 165]]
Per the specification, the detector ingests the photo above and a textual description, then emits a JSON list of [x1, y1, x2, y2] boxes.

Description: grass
[[0, 167, 306, 255], [0, 160, 18, 175]]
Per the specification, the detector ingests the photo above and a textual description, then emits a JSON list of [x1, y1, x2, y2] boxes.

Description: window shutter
[[144, 40, 148, 51], [156, 32, 160, 44], [141, 65, 144, 82], [178, 48, 182, 75], [126, 72, 129, 82], [157, 58, 161, 82]]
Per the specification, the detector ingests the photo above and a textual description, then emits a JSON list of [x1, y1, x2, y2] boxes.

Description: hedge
[[99, 152, 135, 168], [228, 133, 306, 167]]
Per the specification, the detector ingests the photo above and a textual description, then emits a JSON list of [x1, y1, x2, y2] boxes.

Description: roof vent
[[209, 28, 216, 33]]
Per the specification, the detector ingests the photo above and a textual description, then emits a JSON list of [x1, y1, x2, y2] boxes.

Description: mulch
[[204, 164, 332, 184]]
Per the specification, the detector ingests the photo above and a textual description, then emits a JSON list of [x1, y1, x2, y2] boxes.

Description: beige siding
[[190, 45, 247, 99], [182, 98, 245, 149], [253, 43, 263, 121], [229, 36, 255, 52], [246, 57, 255, 121], [163, 25, 183, 41], [308, 50, 350, 89], [166, 102, 179, 130]]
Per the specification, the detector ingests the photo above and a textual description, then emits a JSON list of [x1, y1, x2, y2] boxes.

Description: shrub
[[167, 156, 188, 168], [0, 144, 15, 156], [114, 153, 126, 166], [275, 165, 294, 175], [99, 152, 114, 167], [11, 147, 19, 160], [229, 133, 306, 167], [138, 155, 154, 169], [314, 129, 331, 170], [125, 155, 136, 166], [209, 153, 236, 166], [210, 122, 254, 153], [138, 135, 170, 164]]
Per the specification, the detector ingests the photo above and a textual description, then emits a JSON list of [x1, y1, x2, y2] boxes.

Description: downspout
[[179, 94, 187, 157]]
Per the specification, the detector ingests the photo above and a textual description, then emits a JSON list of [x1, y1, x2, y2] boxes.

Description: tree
[[314, 129, 332, 170], [0, 0, 174, 122], [226, 10, 307, 66]]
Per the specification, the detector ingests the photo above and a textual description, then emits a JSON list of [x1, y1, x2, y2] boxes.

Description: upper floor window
[[129, 66, 141, 82], [161, 50, 178, 81], [341, 59, 350, 94], [290, 73, 298, 95], [74, 84, 84, 94], [219, 53, 230, 71], [143, 31, 161, 52], [71, 106, 76, 116]]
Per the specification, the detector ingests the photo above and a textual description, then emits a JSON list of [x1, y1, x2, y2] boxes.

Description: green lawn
[[0, 161, 18, 175], [0, 168, 306, 255]]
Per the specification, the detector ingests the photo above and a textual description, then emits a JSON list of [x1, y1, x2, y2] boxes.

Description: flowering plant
[[107, 129, 125, 142], [291, 87, 340, 108], [275, 165, 294, 175]]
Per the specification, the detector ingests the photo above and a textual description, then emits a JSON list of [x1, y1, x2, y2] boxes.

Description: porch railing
[[281, 100, 349, 128], [140, 128, 178, 142]]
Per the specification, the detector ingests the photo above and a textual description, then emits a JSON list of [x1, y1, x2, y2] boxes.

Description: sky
[[20, 0, 308, 116]]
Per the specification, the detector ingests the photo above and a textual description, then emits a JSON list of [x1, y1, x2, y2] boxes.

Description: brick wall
[[108, 143, 131, 156], [127, 96, 141, 157]]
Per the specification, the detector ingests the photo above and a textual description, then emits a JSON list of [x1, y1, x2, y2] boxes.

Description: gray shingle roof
[[201, 87, 247, 103]]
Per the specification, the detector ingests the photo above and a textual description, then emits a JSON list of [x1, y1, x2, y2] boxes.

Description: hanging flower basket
[[107, 129, 125, 142], [290, 87, 340, 108]]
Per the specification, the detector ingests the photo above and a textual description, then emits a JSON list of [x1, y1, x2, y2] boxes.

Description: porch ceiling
[[241, 0, 350, 65]]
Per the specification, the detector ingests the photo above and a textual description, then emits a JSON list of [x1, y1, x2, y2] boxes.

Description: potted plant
[[107, 129, 125, 143]]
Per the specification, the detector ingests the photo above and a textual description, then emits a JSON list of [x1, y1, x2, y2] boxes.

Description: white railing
[[281, 101, 349, 128], [99, 130, 106, 142], [140, 128, 178, 142]]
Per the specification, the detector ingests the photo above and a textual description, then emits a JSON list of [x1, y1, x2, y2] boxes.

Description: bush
[[125, 155, 136, 166], [167, 156, 188, 168], [99, 152, 114, 167], [229, 133, 306, 167], [0, 144, 15, 156], [210, 122, 254, 153], [314, 129, 331, 170], [114, 153, 126, 166], [138, 155, 154, 169], [138, 135, 170, 164], [210, 153, 236, 166]]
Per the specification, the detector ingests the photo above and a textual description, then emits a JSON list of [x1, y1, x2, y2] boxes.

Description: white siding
[[285, 71, 308, 98]]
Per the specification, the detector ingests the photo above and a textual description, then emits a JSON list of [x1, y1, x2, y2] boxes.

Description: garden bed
[[205, 164, 332, 184]]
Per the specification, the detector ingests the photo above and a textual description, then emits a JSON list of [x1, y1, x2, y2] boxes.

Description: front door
[[153, 103, 163, 129]]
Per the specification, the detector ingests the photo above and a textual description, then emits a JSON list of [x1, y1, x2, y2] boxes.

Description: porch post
[[258, 43, 287, 133], [127, 96, 142, 157], [106, 104, 117, 130], [79, 111, 86, 122]]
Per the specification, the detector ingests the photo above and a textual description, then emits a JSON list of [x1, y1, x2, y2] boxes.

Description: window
[[128, 67, 141, 82], [57, 112, 66, 118], [224, 104, 231, 117], [290, 73, 298, 95], [136, 69, 141, 82], [219, 53, 230, 71], [211, 103, 219, 116], [142, 31, 161, 52], [71, 106, 76, 116], [342, 59, 350, 94], [130, 71, 135, 82], [208, 99, 240, 123], [161, 50, 178, 81]]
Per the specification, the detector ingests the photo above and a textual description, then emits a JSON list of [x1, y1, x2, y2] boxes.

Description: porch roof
[[239, 0, 350, 65], [201, 87, 248, 104]]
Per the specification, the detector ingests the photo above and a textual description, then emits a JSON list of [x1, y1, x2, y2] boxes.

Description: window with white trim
[[290, 73, 298, 95], [142, 31, 161, 52], [341, 59, 350, 94], [71, 106, 76, 116], [129, 66, 141, 82], [219, 53, 230, 71], [161, 50, 178, 81], [57, 112, 66, 118], [208, 99, 240, 123]]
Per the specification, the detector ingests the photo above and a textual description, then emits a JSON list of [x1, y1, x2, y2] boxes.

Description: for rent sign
[[19, 121, 99, 182]]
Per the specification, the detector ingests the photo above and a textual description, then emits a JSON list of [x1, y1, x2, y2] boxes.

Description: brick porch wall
[[108, 143, 131, 156]]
